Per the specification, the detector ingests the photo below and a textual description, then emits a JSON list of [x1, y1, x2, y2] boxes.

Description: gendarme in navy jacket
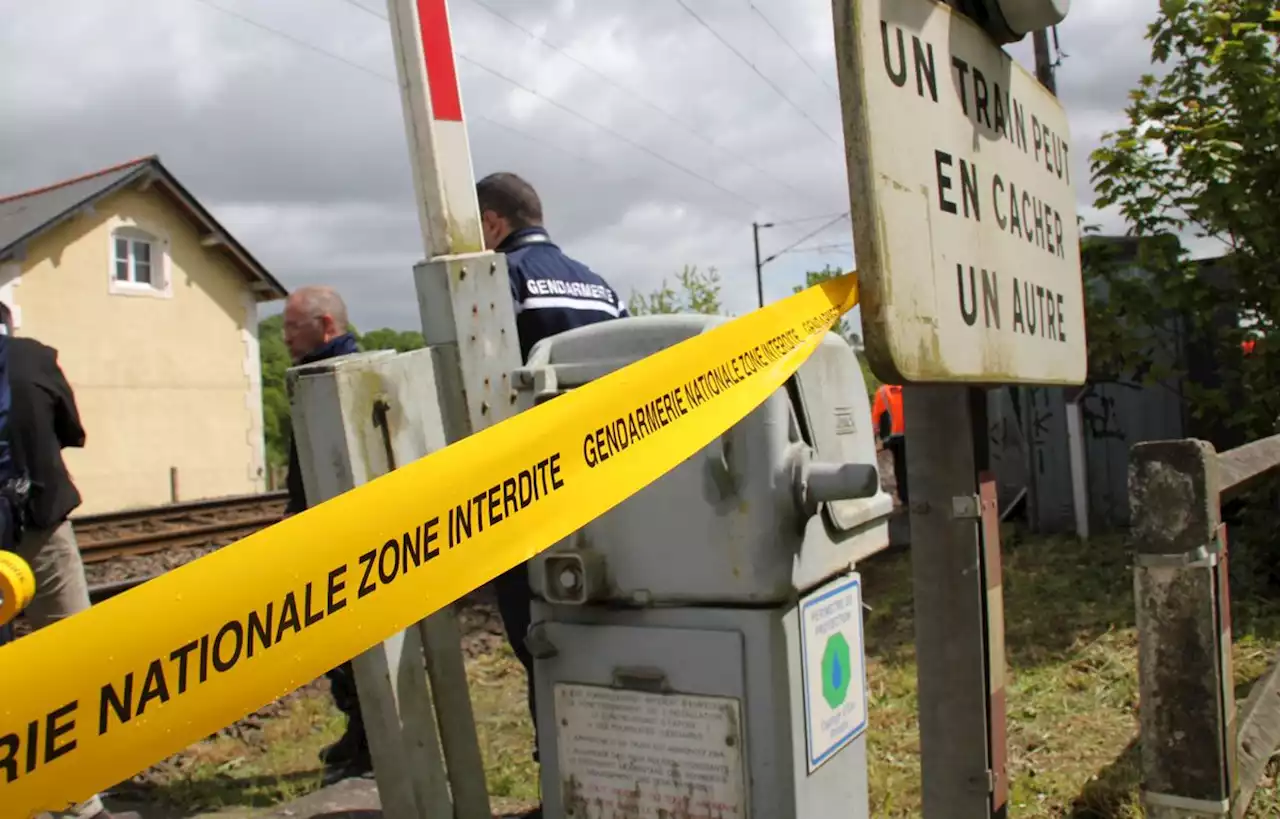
[[500, 226, 628, 362]]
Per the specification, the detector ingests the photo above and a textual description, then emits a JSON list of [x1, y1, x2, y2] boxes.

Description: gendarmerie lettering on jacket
[[500, 227, 628, 361]]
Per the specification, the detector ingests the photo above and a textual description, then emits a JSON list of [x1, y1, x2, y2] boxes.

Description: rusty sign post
[[832, 0, 1082, 816]]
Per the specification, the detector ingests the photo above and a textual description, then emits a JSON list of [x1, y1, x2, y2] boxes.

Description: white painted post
[[1065, 399, 1090, 540], [385, 0, 526, 813], [386, 0, 483, 259], [290, 349, 460, 819]]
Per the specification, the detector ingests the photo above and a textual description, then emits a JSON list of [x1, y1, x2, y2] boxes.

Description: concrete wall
[[1, 187, 266, 514]]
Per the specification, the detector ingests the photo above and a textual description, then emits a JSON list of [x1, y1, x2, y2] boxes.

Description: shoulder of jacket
[[11, 337, 54, 358], [503, 246, 534, 274], [562, 254, 617, 290]]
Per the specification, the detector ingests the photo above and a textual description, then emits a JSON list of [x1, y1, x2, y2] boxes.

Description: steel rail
[[72, 492, 288, 562], [71, 490, 288, 528], [79, 514, 285, 562]]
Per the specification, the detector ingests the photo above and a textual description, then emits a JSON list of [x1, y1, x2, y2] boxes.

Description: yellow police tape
[[0, 551, 35, 627], [0, 272, 857, 816]]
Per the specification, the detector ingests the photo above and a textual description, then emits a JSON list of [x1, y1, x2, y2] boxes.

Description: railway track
[[73, 491, 289, 563]]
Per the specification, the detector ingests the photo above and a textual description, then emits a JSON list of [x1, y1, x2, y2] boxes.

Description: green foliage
[[1088, 0, 1280, 440], [259, 314, 292, 471], [359, 327, 426, 353], [258, 316, 426, 469], [1090, 0, 1280, 582], [627, 265, 723, 315]]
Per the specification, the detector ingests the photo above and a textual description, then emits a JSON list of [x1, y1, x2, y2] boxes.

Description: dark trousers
[[494, 562, 538, 761], [888, 435, 909, 504], [327, 660, 365, 739]]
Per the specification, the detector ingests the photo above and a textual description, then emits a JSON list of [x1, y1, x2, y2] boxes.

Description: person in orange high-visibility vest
[[872, 384, 908, 504], [872, 384, 904, 442]]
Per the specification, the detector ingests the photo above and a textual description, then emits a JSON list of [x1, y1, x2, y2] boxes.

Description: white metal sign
[[835, 0, 1086, 385], [799, 574, 869, 773], [554, 684, 747, 817]]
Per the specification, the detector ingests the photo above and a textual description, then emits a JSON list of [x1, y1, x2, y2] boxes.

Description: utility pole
[[1033, 29, 1057, 95], [1030, 24, 1091, 540], [1018, 26, 1060, 534], [753, 221, 765, 308]]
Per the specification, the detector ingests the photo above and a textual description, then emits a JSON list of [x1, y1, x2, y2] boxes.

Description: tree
[[1088, 0, 1280, 441], [359, 328, 426, 353], [1089, 0, 1280, 585], [628, 265, 723, 315], [259, 314, 292, 471]]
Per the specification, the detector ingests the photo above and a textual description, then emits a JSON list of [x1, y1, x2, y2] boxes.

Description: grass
[[114, 686, 347, 816], [861, 527, 1148, 817], [120, 531, 1280, 818], [862, 526, 1280, 818], [465, 638, 540, 816], [115, 607, 541, 819]]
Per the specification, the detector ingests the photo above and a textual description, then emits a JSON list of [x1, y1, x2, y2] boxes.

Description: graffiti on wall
[[1079, 381, 1142, 443]]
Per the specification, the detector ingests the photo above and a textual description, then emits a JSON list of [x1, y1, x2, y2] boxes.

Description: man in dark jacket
[[0, 307, 15, 648], [283, 286, 361, 516], [477, 172, 627, 819], [279, 286, 366, 782], [1, 306, 135, 819], [479, 172, 629, 362], [7, 325, 91, 627]]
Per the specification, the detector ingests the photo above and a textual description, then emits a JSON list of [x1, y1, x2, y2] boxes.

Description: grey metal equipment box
[[514, 315, 892, 819]]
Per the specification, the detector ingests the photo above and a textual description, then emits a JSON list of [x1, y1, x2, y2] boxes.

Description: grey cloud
[[1, 0, 1162, 328]]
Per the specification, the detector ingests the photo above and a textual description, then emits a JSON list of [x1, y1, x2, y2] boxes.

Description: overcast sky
[[0, 0, 1161, 334]]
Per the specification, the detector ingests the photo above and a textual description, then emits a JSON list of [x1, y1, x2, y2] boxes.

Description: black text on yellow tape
[[0, 273, 857, 816]]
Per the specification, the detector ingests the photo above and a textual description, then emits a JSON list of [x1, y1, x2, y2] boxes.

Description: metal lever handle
[[805, 462, 880, 504], [788, 444, 880, 519]]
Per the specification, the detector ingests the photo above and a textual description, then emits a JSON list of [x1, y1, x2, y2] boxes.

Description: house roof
[[0, 156, 288, 302]]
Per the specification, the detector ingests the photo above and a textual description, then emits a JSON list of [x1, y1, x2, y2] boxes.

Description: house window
[[113, 233, 154, 285], [108, 225, 169, 297]]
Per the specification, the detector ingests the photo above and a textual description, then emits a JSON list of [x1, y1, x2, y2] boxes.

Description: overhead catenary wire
[[755, 212, 855, 263], [341, 0, 843, 152], [780, 242, 852, 256], [462, 0, 829, 210], [336, 0, 831, 213], [188, 0, 786, 218], [191, 0, 391, 83], [458, 55, 767, 212], [671, 0, 840, 145], [332, 0, 786, 213], [762, 212, 849, 264], [765, 210, 848, 228], [196, 0, 613, 178], [333, 0, 381, 13], [747, 2, 840, 99], [479, 114, 648, 185]]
